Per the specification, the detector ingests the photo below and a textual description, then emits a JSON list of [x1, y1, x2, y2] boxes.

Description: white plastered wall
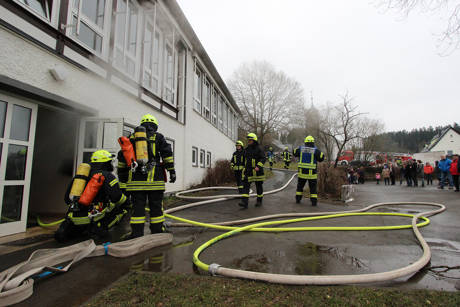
[[0, 26, 235, 192], [430, 130, 460, 155]]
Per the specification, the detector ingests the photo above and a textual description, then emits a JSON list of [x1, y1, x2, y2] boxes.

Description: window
[[223, 103, 228, 134], [166, 138, 175, 160], [200, 149, 205, 168], [211, 89, 218, 126], [202, 79, 211, 120], [15, 0, 53, 22], [193, 68, 202, 113], [163, 41, 176, 105], [206, 151, 211, 168], [229, 111, 233, 138], [69, 0, 108, 54], [143, 21, 161, 95], [123, 125, 134, 137], [114, 0, 139, 77], [218, 96, 223, 130], [192, 146, 198, 167]]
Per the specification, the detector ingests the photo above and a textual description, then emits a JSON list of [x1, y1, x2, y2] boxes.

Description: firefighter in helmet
[[239, 133, 265, 209], [283, 147, 291, 169], [267, 146, 274, 171], [55, 150, 130, 242], [118, 114, 175, 239], [293, 135, 325, 206], [231, 140, 245, 193]]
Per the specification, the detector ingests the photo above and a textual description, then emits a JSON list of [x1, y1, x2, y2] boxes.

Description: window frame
[[66, 0, 111, 58], [218, 95, 223, 131], [165, 137, 175, 161], [193, 67, 202, 114], [14, 0, 60, 27], [113, 0, 141, 79], [223, 102, 228, 134], [162, 38, 177, 106], [199, 149, 205, 168], [211, 88, 218, 126], [143, 16, 162, 96], [192, 146, 198, 167], [202, 78, 211, 120], [206, 151, 211, 168]]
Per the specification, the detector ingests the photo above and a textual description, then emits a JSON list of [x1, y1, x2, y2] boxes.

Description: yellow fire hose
[[33, 169, 446, 286]]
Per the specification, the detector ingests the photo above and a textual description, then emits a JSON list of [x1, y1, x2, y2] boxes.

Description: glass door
[[0, 94, 37, 236]]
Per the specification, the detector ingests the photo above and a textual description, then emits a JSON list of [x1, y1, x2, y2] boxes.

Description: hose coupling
[[208, 263, 221, 276]]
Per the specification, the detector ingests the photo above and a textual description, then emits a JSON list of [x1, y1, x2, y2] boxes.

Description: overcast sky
[[177, 0, 459, 132]]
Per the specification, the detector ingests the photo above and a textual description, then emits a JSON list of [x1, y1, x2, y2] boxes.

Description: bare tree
[[228, 61, 305, 145], [319, 93, 369, 167], [378, 0, 460, 52], [351, 118, 385, 162]]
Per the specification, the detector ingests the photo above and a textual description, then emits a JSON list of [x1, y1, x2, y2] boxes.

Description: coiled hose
[[168, 170, 446, 285]]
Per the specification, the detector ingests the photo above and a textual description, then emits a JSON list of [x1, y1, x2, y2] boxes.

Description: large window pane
[[127, 4, 138, 54], [153, 32, 160, 75], [144, 25, 152, 69], [0, 100, 6, 138], [84, 121, 99, 148], [19, 0, 50, 20], [0, 143, 3, 166], [5, 145, 28, 180], [83, 151, 92, 163], [10, 105, 31, 142], [103, 122, 119, 148], [115, 0, 126, 46], [81, 0, 105, 27], [1, 186, 24, 224], [72, 17, 102, 52]]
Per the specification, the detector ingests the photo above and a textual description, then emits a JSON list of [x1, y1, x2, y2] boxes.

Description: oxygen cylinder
[[69, 163, 91, 200], [118, 136, 136, 167], [134, 126, 149, 166], [78, 173, 105, 206]]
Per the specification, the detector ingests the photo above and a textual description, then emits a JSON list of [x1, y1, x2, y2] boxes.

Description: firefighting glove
[[169, 170, 176, 183]]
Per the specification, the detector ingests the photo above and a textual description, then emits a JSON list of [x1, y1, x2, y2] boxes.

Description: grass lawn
[[86, 272, 460, 306], [271, 161, 299, 171]]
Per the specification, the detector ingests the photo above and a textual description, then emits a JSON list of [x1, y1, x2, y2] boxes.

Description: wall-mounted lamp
[[49, 65, 67, 82]]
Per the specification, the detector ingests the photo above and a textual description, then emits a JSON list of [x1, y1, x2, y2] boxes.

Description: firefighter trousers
[[241, 179, 263, 205], [130, 190, 164, 237], [234, 170, 243, 193], [296, 178, 318, 205]]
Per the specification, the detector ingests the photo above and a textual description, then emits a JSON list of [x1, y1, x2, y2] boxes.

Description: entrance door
[[77, 118, 124, 165], [0, 94, 37, 236]]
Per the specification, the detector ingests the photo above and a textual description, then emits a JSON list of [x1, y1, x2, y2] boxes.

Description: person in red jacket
[[450, 154, 459, 192], [424, 162, 434, 186]]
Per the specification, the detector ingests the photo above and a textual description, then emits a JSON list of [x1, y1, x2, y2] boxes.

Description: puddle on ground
[[230, 242, 368, 275]]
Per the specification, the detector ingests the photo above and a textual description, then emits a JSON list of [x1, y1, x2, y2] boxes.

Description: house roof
[[423, 126, 460, 152], [163, 0, 241, 115]]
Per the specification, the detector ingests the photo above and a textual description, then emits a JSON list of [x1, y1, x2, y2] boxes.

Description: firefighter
[[119, 114, 176, 239], [283, 147, 291, 169], [239, 133, 265, 209], [267, 146, 274, 171], [231, 140, 245, 193], [293, 135, 325, 206], [55, 150, 130, 242]]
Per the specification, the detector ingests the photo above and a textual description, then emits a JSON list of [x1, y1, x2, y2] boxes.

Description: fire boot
[[255, 198, 263, 207], [311, 199, 317, 206], [296, 195, 302, 204], [150, 222, 165, 234], [238, 199, 248, 209]]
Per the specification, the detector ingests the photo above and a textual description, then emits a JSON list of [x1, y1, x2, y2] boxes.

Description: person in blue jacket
[[438, 155, 453, 189]]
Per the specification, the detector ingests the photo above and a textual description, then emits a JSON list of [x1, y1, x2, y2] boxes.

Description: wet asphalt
[[2, 170, 460, 306]]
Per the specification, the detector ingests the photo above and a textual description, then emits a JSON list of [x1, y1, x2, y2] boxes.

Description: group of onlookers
[[347, 154, 459, 192], [436, 154, 459, 191]]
